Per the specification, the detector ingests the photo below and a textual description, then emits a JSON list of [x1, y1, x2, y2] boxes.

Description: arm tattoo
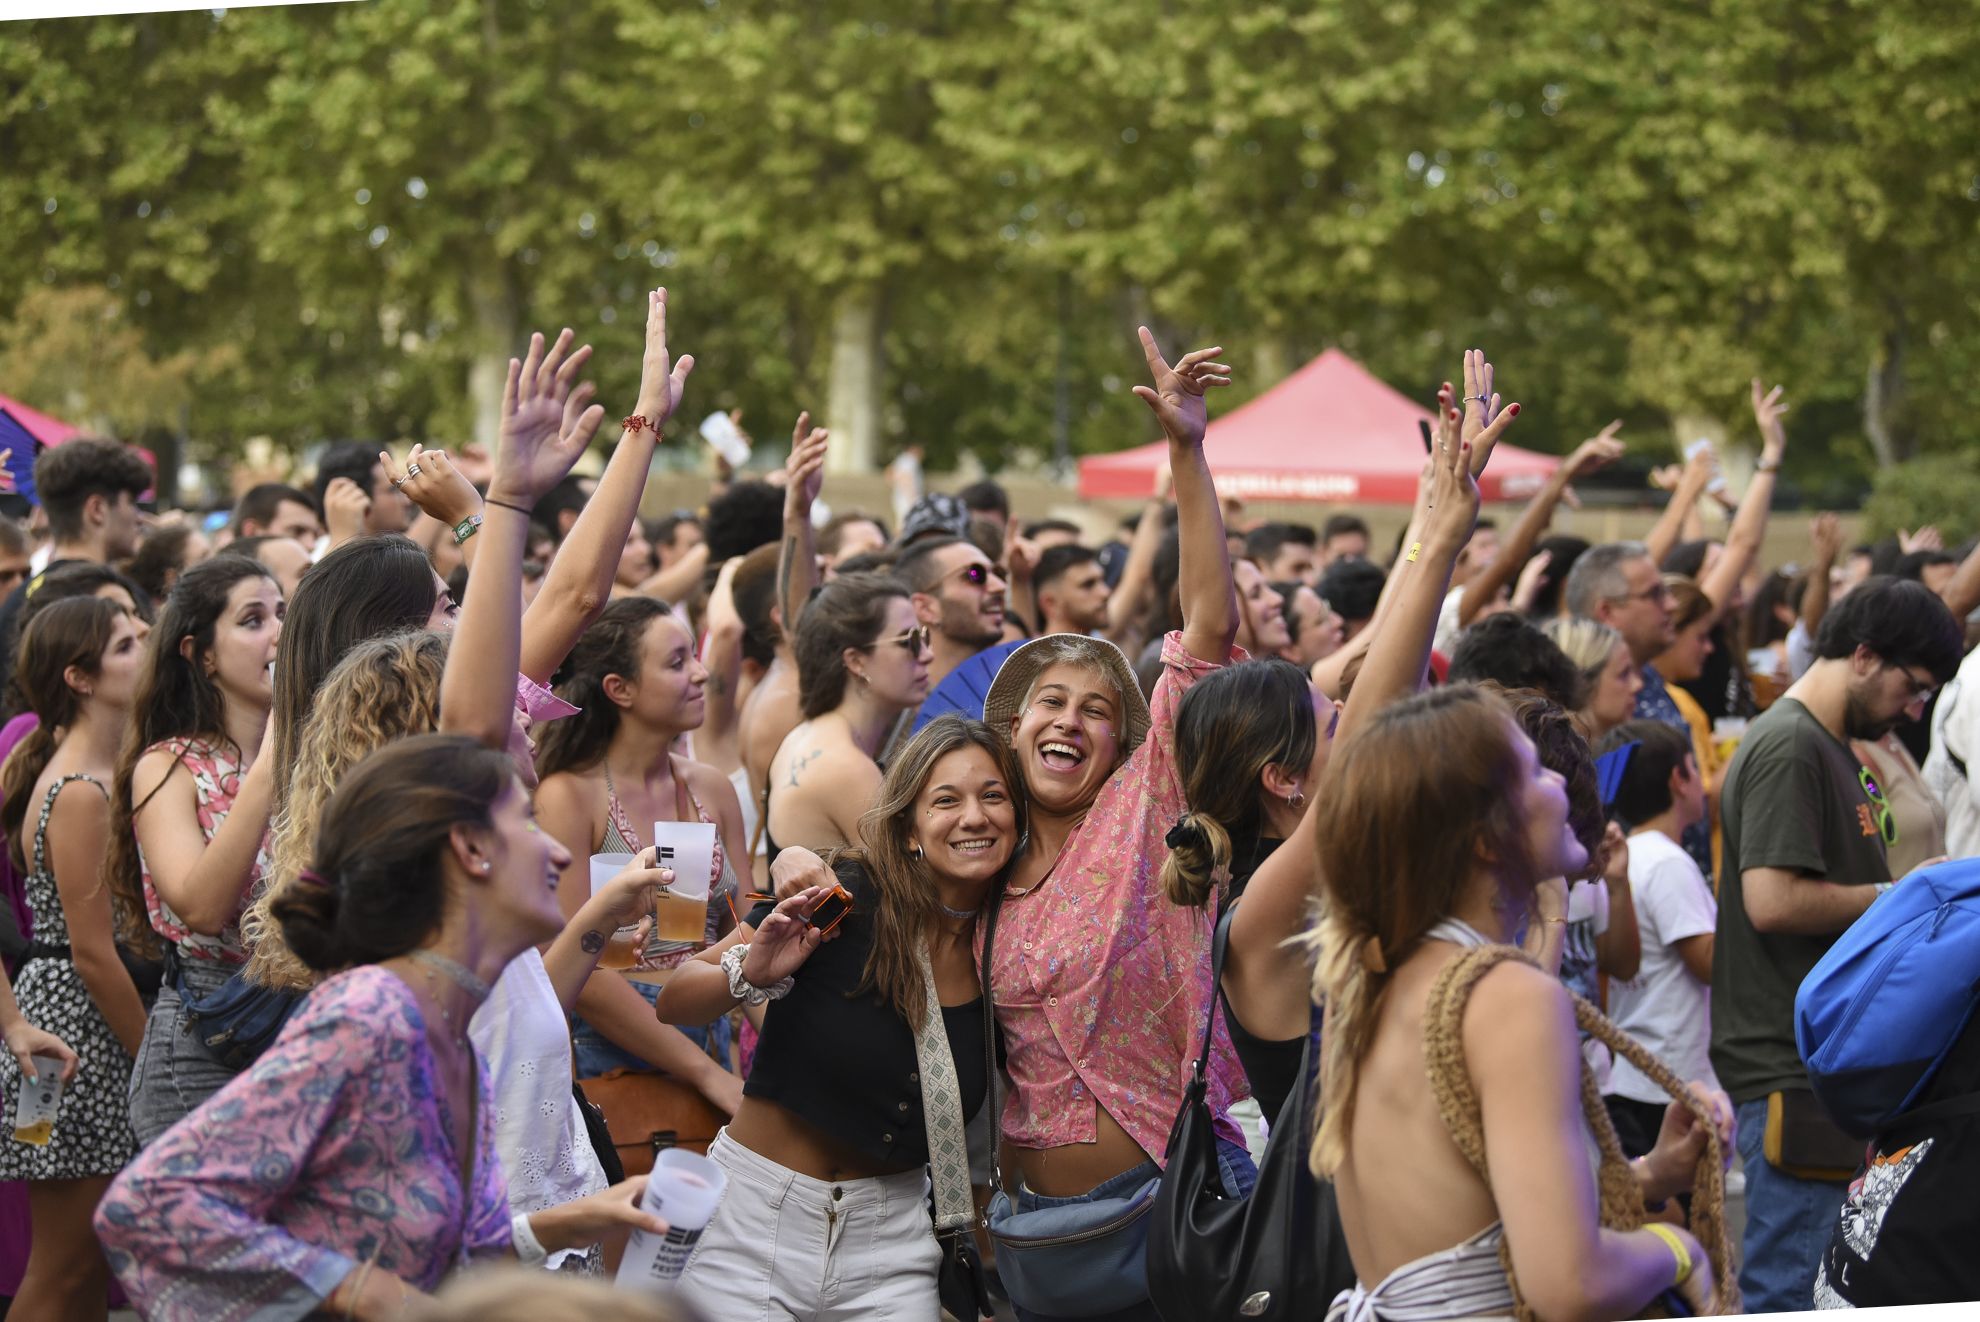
[[786, 747, 823, 788], [580, 930, 605, 955]]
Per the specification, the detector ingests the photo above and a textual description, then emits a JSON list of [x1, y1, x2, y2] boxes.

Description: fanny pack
[[978, 892, 1159, 1316], [168, 947, 302, 1072], [1763, 1087, 1863, 1182]]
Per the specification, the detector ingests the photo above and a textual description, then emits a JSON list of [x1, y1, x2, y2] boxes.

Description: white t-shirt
[[1925, 642, 1980, 861], [469, 948, 609, 1269], [1606, 829, 1719, 1105]]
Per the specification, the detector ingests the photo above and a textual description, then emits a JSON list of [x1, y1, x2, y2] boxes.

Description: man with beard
[[894, 534, 1008, 690], [1033, 544, 1111, 639], [1712, 575, 1962, 1315]]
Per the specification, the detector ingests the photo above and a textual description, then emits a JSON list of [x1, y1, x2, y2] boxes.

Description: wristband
[[1756, 456, 1782, 473], [1643, 1222, 1692, 1285], [1405, 541, 1422, 564], [622, 413, 662, 437], [511, 1212, 549, 1266], [721, 942, 793, 1006], [452, 514, 483, 546]]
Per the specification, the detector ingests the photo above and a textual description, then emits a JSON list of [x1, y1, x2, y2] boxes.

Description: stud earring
[[480, 861, 492, 874]]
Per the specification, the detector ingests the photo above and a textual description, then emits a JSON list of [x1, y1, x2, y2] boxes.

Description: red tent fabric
[[1078, 349, 1559, 505], [0, 391, 79, 447]]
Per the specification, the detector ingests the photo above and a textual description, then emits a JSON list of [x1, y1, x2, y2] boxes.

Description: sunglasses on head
[[946, 562, 1006, 590], [865, 624, 932, 655]]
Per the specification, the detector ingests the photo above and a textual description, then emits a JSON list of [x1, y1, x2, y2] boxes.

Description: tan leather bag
[[577, 1068, 723, 1176]]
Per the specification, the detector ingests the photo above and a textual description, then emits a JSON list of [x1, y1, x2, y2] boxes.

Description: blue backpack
[[1796, 857, 1980, 1140]]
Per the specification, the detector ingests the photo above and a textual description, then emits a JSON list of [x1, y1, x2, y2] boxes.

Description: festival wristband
[[452, 514, 484, 546], [1643, 1222, 1692, 1285]]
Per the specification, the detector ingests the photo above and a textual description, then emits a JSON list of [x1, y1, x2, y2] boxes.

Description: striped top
[[1326, 1223, 1515, 1322]]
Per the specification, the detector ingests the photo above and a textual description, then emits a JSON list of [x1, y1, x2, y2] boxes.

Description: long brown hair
[[1160, 658, 1318, 908], [1, 597, 125, 873], [1307, 684, 1536, 1176], [106, 557, 278, 956], [534, 596, 674, 780], [844, 715, 1024, 1031]]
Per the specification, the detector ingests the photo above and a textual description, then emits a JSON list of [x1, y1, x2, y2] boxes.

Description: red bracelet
[[622, 413, 661, 437]]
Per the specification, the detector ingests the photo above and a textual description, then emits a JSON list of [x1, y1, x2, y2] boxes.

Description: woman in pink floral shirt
[[975, 329, 1252, 1320]]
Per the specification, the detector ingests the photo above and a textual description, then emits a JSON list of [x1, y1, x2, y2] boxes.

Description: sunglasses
[[865, 624, 932, 655], [945, 562, 1007, 590], [1858, 766, 1898, 847]]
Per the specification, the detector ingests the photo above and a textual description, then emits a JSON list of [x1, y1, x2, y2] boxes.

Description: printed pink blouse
[[95, 965, 510, 1319], [987, 631, 1251, 1164], [138, 738, 266, 964]]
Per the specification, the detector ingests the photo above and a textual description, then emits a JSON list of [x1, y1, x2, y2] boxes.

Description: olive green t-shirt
[[1710, 697, 1891, 1104]]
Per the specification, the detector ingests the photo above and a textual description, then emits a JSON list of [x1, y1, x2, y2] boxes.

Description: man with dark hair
[[817, 512, 887, 575], [703, 480, 787, 564], [650, 511, 705, 572], [0, 438, 153, 676], [220, 534, 312, 600], [1243, 521, 1319, 586], [1319, 513, 1370, 567], [1714, 575, 1964, 1313], [894, 533, 1007, 688], [310, 440, 414, 541], [230, 482, 323, 547], [1022, 517, 1083, 550], [1032, 544, 1110, 638], [1446, 613, 1582, 710], [957, 479, 1010, 532], [1316, 558, 1385, 642]]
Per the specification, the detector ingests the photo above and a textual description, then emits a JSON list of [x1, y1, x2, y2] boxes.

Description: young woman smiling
[[657, 715, 1015, 1320]]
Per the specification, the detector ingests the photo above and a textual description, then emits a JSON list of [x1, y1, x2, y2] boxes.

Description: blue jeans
[[570, 978, 732, 1079], [1735, 1097, 1849, 1313], [1005, 1136, 1256, 1322]]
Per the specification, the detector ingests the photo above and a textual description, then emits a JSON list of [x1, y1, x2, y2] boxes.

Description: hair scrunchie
[[1164, 817, 1208, 852], [298, 868, 335, 889]]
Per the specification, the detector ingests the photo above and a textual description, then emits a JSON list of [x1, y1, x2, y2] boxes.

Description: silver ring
[[403, 463, 422, 480], [1468, 394, 1490, 405]]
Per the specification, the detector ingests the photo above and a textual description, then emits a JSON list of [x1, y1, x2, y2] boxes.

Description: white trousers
[[676, 1128, 943, 1322]]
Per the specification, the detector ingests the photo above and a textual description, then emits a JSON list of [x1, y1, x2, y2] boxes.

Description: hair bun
[[1165, 816, 1210, 852]]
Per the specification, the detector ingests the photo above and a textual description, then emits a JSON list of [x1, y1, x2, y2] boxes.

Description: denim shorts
[[127, 957, 242, 1146], [570, 977, 733, 1079]]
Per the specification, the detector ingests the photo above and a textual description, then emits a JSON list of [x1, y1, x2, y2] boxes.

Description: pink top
[[987, 631, 1251, 1164], [138, 738, 265, 964], [96, 965, 510, 1319]]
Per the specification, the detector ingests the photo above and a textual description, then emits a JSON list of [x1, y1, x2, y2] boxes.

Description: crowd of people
[[0, 287, 1973, 1321]]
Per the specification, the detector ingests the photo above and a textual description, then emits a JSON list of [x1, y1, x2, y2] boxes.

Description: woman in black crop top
[[1159, 658, 1331, 1119], [657, 715, 1018, 1322]]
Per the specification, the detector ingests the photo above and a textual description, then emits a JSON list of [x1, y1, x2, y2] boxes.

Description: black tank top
[[1219, 835, 1313, 1121]]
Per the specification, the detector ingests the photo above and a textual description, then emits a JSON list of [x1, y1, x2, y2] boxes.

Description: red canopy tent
[[1078, 348, 1559, 505], [0, 391, 157, 504]]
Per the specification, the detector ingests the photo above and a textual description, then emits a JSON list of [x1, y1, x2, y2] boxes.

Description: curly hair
[[241, 630, 447, 991]]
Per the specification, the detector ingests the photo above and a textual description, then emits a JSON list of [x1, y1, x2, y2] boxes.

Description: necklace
[[409, 949, 491, 1041], [937, 900, 981, 921]]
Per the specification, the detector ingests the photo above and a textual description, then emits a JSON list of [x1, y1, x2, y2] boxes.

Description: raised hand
[[0, 448, 12, 494], [632, 287, 695, 428], [783, 411, 828, 522], [1567, 421, 1627, 479], [1131, 326, 1231, 449], [322, 476, 372, 547], [1809, 512, 1844, 565], [1511, 548, 1554, 614], [380, 444, 481, 527], [1458, 349, 1519, 476], [1899, 525, 1943, 555], [1751, 378, 1789, 459], [741, 885, 839, 986], [493, 327, 605, 508]]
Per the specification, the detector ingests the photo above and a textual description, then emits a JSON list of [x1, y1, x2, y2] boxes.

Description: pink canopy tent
[[0, 391, 157, 504], [1078, 348, 1559, 505]]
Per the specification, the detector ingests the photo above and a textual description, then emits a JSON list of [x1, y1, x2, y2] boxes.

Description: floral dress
[[96, 964, 510, 1320], [0, 774, 138, 1181]]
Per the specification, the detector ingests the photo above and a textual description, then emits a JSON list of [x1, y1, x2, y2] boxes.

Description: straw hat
[[981, 634, 1152, 757]]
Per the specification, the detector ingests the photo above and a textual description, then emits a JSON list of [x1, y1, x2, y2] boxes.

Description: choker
[[410, 948, 492, 1000], [937, 900, 981, 921]]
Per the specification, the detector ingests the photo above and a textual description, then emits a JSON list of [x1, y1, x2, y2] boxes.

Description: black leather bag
[[1148, 907, 1355, 1321], [936, 1223, 993, 1321]]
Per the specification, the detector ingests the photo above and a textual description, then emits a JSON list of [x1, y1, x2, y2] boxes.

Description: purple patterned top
[[95, 965, 511, 1320]]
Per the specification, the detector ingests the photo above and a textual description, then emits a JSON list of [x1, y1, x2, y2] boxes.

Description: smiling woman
[[657, 715, 1017, 1321]]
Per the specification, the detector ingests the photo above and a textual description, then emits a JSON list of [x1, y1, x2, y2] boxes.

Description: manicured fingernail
[[1507, 403, 1521, 416]]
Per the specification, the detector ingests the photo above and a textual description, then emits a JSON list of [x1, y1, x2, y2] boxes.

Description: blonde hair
[[1540, 615, 1622, 680], [411, 1266, 699, 1322], [241, 630, 447, 991]]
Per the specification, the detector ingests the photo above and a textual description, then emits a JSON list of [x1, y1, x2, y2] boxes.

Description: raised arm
[[1131, 327, 1236, 661], [694, 556, 747, 773], [1457, 422, 1624, 628], [381, 445, 486, 569], [441, 327, 601, 747], [1644, 449, 1715, 568], [1799, 513, 1843, 639], [1695, 380, 1788, 615], [521, 288, 693, 682], [1101, 467, 1173, 650], [133, 741, 277, 936], [1938, 532, 1980, 621], [777, 415, 828, 644]]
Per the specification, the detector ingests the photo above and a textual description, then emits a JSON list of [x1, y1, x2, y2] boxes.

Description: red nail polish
[[1508, 403, 1521, 416]]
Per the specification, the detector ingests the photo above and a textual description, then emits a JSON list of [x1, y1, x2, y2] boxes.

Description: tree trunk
[[1252, 338, 1295, 388], [1863, 323, 1907, 469], [465, 264, 518, 449], [825, 286, 885, 476]]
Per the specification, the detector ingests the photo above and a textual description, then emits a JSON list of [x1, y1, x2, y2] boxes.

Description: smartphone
[[806, 885, 855, 937], [1418, 419, 1434, 454]]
